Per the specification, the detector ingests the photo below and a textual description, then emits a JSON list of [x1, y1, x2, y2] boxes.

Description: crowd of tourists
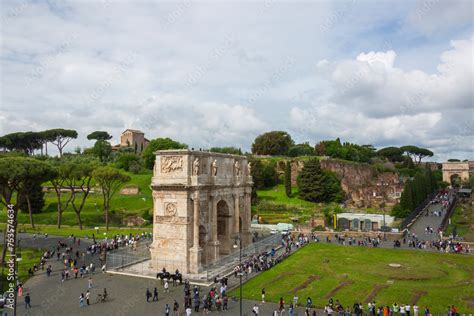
[[261, 295, 461, 316]]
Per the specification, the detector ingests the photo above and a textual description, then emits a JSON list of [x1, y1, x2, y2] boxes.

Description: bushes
[[391, 203, 410, 218], [115, 153, 143, 173], [256, 200, 302, 213]]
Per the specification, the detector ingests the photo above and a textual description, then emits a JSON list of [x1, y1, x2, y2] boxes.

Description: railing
[[400, 192, 436, 230], [107, 242, 152, 271], [202, 234, 281, 280], [105, 234, 282, 281], [439, 195, 458, 231]]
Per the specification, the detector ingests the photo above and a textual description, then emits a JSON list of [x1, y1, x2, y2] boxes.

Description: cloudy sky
[[1, 0, 473, 161]]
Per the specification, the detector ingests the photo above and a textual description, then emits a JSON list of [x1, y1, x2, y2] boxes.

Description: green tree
[[251, 131, 294, 156], [115, 153, 142, 171], [68, 158, 98, 229], [143, 138, 188, 169], [297, 158, 342, 203], [18, 182, 45, 215], [391, 203, 410, 218], [288, 143, 314, 157], [210, 147, 242, 155], [412, 172, 426, 206], [93, 139, 112, 163], [45, 128, 78, 157], [314, 138, 375, 162], [399, 179, 415, 212], [93, 167, 130, 229], [0, 157, 26, 264], [262, 162, 279, 188], [400, 145, 434, 166], [284, 160, 292, 197], [377, 146, 405, 162], [0, 131, 43, 155], [50, 160, 74, 228], [87, 131, 112, 141], [16, 158, 54, 228], [0, 157, 53, 261]]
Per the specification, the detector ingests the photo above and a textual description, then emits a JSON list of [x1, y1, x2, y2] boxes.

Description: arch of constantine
[[150, 150, 253, 274]]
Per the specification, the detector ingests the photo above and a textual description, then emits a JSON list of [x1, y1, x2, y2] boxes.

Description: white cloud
[[0, 1, 472, 161], [290, 37, 474, 161]]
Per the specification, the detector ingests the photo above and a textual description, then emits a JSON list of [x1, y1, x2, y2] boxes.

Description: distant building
[[112, 129, 150, 153], [442, 161, 474, 184]]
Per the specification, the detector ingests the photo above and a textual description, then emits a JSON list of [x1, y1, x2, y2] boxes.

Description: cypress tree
[[285, 160, 292, 197], [400, 179, 415, 211], [297, 159, 327, 202]]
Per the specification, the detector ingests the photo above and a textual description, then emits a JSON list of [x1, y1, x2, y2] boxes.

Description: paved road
[[406, 194, 454, 242]]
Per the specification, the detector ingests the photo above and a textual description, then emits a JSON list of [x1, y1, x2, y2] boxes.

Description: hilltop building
[[113, 129, 150, 153]]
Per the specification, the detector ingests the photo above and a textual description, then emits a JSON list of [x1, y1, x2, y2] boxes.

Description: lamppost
[[233, 235, 242, 316], [381, 180, 386, 240]]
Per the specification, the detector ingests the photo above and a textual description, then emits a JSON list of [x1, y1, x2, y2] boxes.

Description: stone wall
[[275, 158, 404, 208]]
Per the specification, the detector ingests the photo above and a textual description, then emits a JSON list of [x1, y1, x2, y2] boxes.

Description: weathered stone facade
[[276, 158, 404, 208], [442, 161, 474, 184], [150, 150, 253, 274]]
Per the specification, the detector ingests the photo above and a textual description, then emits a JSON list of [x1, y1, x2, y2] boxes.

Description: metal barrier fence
[[439, 195, 458, 231], [106, 233, 282, 281], [106, 242, 152, 271], [202, 233, 281, 279]]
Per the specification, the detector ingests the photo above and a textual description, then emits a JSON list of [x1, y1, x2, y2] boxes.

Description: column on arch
[[233, 193, 240, 235]]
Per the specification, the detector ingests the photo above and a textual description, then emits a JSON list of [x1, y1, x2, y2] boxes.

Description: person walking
[[24, 293, 31, 309], [279, 297, 285, 315], [146, 288, 152, 302], [164, 280, 169, 293], [164, 303, 170, 316], [252, 304, 259, 315], [79, 293, 85, 307], [153, 287, 159, 302], [86, 290, 90, 305], [173, 299, 180, 316], [261, 288, 265, 303], [88, 277, 93, 289]]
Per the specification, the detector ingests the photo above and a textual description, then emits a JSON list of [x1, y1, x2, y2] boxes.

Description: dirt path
[[325, 280, 354, 299], [364, 284, 388, 303], [292, 275, 320, 293]]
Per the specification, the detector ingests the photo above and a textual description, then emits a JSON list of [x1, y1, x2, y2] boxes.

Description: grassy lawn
[[254, 185, 322, 224], [0, 170, 154, 227], [447, 200, 474, 242], [232, 243, 474, 313], [0, 247, 43, 291]]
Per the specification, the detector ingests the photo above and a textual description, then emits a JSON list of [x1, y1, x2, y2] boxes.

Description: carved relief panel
[[161, 156, 183, 173]]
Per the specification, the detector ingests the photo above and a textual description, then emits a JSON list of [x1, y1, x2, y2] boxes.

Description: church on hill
[[112, 129, 150, 153]]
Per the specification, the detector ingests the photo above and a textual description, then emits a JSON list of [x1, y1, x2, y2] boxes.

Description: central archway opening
[[217, 200, 230, 238], [217, 200, 232, 255]]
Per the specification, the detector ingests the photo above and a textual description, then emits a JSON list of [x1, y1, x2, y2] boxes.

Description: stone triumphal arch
[[150, 150, 253, 274]]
